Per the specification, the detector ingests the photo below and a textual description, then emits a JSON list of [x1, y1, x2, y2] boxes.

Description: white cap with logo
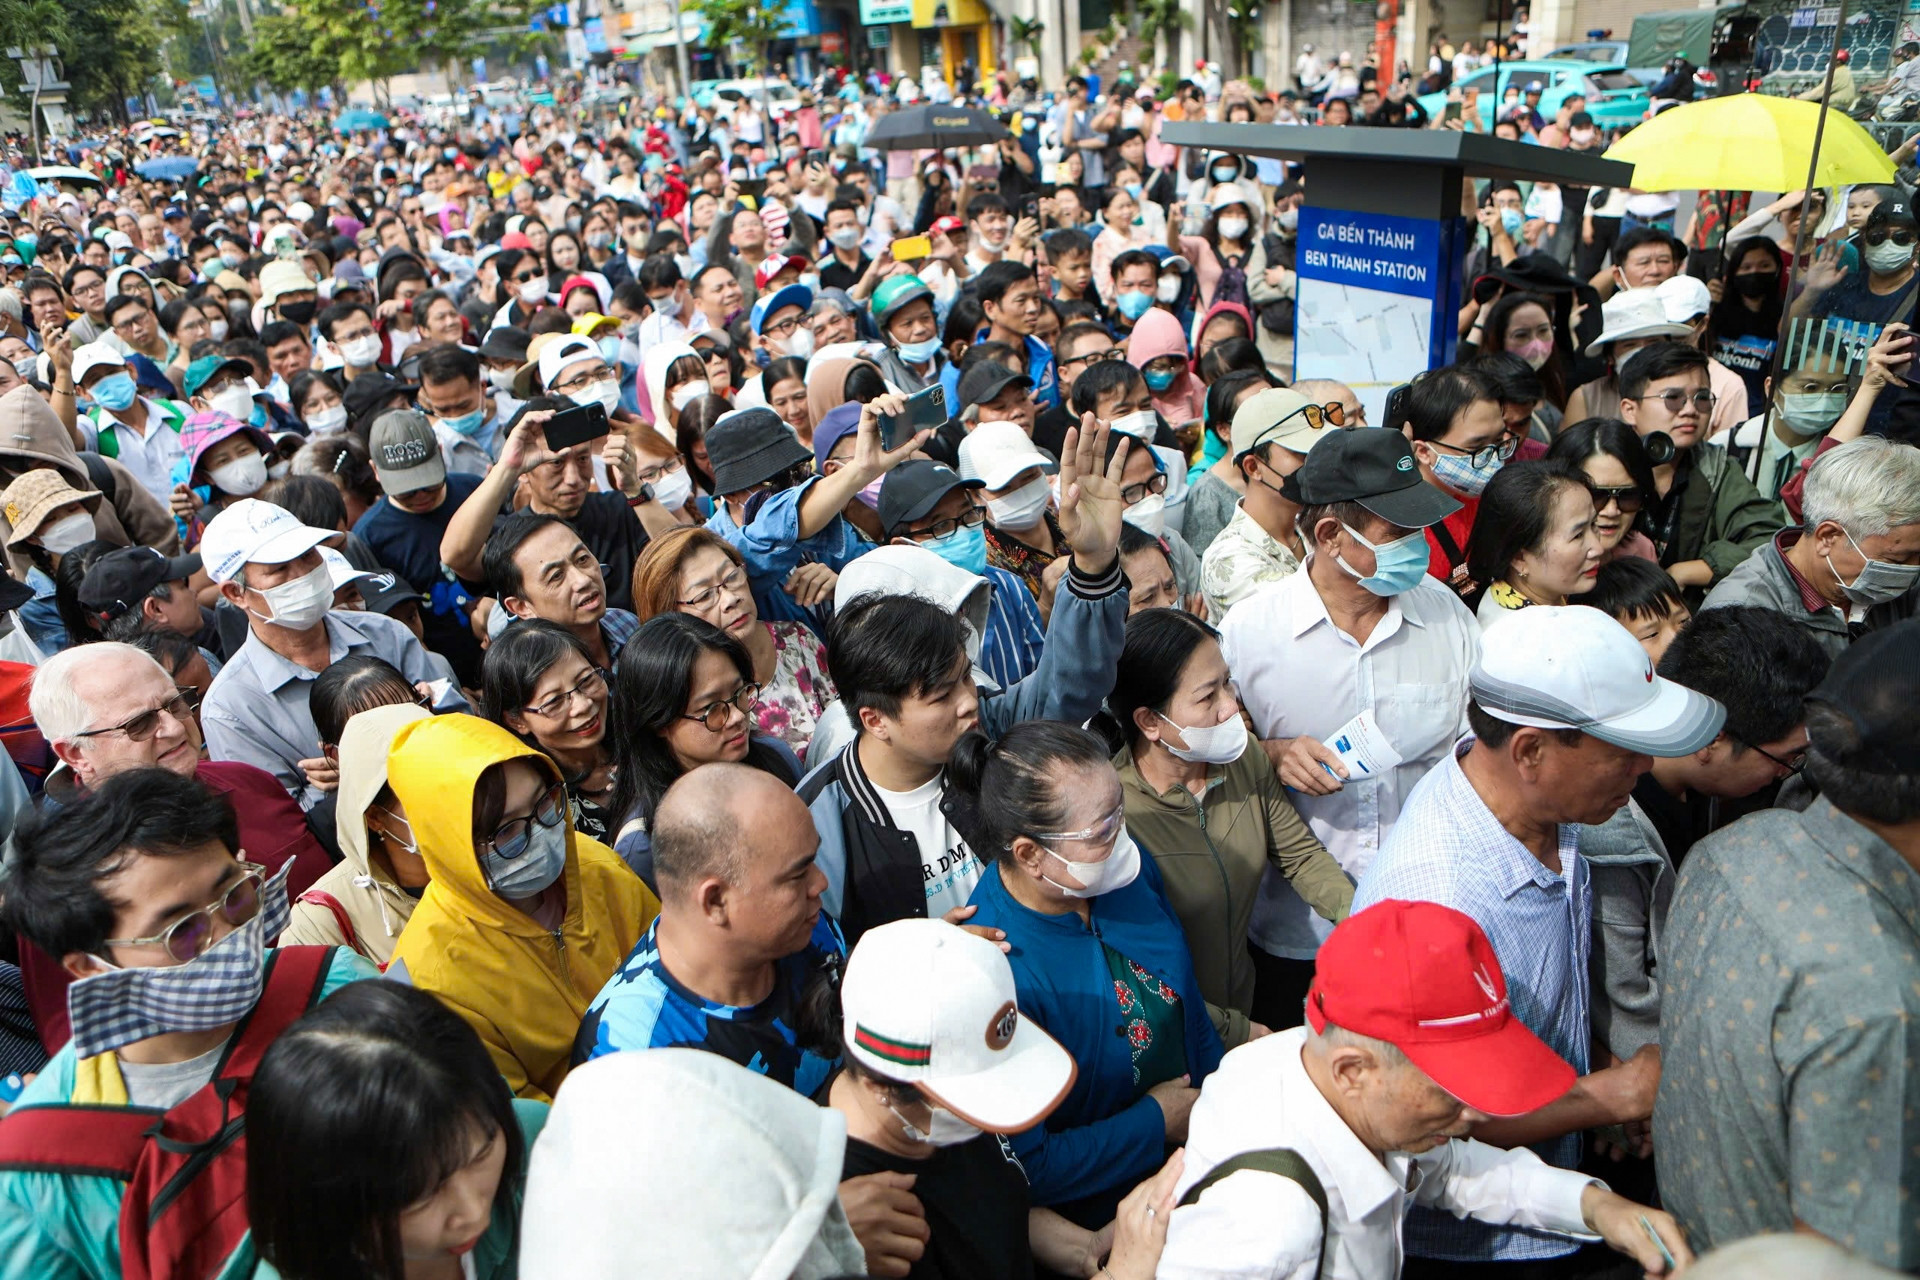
[[198, 498, 333, 585], [840, 918, 1076, 1133]]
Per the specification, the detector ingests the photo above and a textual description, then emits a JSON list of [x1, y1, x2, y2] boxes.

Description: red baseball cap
[[931, 215, 964, 239], [1305, 900, 1576, 1117], [755, 253, 808, 291]]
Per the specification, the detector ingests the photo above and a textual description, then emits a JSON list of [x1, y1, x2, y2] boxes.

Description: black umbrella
[[861, 104, 1010, 152]]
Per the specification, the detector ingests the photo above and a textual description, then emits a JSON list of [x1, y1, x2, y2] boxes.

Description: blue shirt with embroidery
[[573, 910, 845, 1099]]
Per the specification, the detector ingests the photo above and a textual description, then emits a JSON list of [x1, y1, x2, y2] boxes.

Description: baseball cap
[[342, 371, 418, 436], [1207, 182, 1253, 211], [368, 409, 448, 494], [1472, 605, 1727, 756], [957, 420, 1057, 490], [477, 326, 533, 364], [1583, 288, 1693, 357], [705, 407, 812, 494], [1306, 899, 1576, 1117], [571, 312, 621, 339], [1280, 427, 1460, 529], [841, 919, 1075, 1133], [1230, 387, 1339, 462], [70, 341, 129, 385], [181, 354, 256, 400], [356, 567, 425, 616], [1653, 274, 1711, 325], [181, 410, 273, 479], [537, 334, 603, 392], [880, 459, 983, 536], [320, 545, 375, 594], [812, 402, 863, 470], [1866, 197, 1918, 233], [1802, 617, 1920, 772], [750, 283, 814, 335], [198, 499, 334, 585], [754, 253, 808, 291], [78, 546, 204, 622], [958, 362, 1031, 411], [0, 469, 99, 545]]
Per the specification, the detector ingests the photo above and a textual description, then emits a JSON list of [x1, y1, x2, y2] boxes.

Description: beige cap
[[2, 468, 101, 544], [1230, 387, 1338, 463]]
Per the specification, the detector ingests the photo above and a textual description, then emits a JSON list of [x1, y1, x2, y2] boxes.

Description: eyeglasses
[[524, 668, 606, 720], [1737, 736, 1807, 776], [102, 864, 265, 963], [1588, 484, 1645, 514], [1428, 432, 1521, 471], [679, 563, 749, 610], [909, 505, 986, 542], [1634, 388, 1717, 414], [509, 269, 542, 284], [1864, 227, 1917, 248], [636, 458, 686, 486], [551, 366, 615, 395], [486, 782, 568, 859], [1061, 348, 1124, 370], [1030, 803, 1126, 848], [111, 310, 150, 332], [762, 313, 804, 339], [175, 684, 204, 712], [72, 691, 195, 743], [1120, 472, 1170, 505], [682, 681, 761, 732]]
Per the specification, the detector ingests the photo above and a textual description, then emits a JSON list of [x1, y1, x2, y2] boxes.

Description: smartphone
[[1021, 195, 1040, 223], [1444, 100, 1462, 123], [736, 177, 767, 198], [806, 148, 828, 166], [878, 384, 947, 451], [543, 401, 610, 452], [891, 234, 932, 261]]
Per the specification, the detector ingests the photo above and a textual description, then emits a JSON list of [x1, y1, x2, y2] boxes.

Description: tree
[[58, 0, 171, 120], [688, 0, 789, 79]]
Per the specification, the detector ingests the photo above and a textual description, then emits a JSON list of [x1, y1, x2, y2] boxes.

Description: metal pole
[[671, 0, 691, 97]]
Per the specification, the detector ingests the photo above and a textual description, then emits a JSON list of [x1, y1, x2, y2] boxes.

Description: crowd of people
[[0, 48, 1909, 1280]]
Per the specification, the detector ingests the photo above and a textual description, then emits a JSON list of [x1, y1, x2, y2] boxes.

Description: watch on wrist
[[627, 482, 656, 507]]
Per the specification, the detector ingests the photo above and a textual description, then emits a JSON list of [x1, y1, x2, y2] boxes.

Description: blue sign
[[1296, 207, 1445, 300]]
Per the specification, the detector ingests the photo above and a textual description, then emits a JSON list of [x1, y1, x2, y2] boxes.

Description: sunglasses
[[102, 865, 264, 963], [72, 691, 195, 743], [1864, 227, 1917, 248], [1589, 484, 1644, 514]]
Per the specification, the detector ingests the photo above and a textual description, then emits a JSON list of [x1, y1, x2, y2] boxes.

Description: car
[[693, 77, 801, 114], [1415, 59, 1649, 129], [1543, 40, 1662, 87]]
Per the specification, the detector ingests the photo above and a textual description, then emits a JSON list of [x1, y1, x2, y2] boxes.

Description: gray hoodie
[[1581, 797, 1673, 1062]]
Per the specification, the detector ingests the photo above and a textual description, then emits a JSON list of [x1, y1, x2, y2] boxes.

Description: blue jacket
[[705, 477, 868, 630], [965, 854, 1224, 1212]]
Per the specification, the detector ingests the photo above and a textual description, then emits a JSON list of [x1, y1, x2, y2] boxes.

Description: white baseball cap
[[1654, 273, 1712, 324], [71, 341, 130, 384], [199, 498, 334, 585], [537, 334, 603, 394], [1583, 288, 1693, 357], [841, 919, 1075, 1133], [320, 545, 374, 593], [957, 421, 1058, 491], [1471, 605, 1726, 757]]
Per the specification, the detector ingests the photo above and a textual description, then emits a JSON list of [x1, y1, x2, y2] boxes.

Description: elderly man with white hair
[[22, 639, 329, 1050], [1701, 435, 1920, 657]]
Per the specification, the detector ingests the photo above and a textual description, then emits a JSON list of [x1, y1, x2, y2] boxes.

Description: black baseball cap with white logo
[[1280, 427, 1461, 529]]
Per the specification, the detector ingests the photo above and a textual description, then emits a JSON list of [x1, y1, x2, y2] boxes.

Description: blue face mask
[[922, 522, 988, 575], [438, 408, 487, 436], [1124, 182, 1143, 200], [1427, 448, 1501, 498], [1499, 207, 1524, 239], [89, 372, 137, 412], [597, 335, 624, 366], [1336, 523, 1431, 596], [1142, 366, 1179, 392], [1116, 290, 1153, 321], [896, 336, 943, 365]]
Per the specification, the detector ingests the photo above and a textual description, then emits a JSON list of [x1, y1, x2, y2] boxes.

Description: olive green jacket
[[1116, 734, 1354, 1048]]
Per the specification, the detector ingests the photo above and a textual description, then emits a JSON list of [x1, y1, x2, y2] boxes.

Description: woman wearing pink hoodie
[[1126, 307, 1207, 434]]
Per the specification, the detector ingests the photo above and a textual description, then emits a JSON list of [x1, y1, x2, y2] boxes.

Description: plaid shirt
[[1352, 736, 1592, 1264]]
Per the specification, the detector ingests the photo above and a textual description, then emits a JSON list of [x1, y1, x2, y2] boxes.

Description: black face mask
[[278, 300, 317, 326], [1730, 272, 1776, 299]]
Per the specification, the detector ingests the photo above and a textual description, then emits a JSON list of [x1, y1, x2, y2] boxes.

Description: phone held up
[[877, 384, 947, 451], [543, 401, 611, 453]]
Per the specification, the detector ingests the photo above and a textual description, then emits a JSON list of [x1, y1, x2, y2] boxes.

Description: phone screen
[[1444, 101, 1462, 123], [542, 402, 611, 452]]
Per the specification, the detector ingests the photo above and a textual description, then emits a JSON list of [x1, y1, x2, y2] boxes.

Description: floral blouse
[[756, 620, 836, 758]]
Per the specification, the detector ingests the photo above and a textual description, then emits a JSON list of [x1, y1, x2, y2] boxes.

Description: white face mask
[[1156, 710, 1248, 764], [487, 366, 518, 393], [571, 381, 621, 414], [1122, 492, 1166, 536], [1108, 409, 1157, 439], [652, 290, 682, 321], [652, 463, 695, 510], [339, 333, 382, 368], [784, 328, 815, 360], [669, 379, 711, 412], [209, 318, 230, 342], [518, 276, 549, 305], [1155, 275, 1181, 303], [36, 511, 93, 555], [1041, 828, 1142, 899], [889, 1099, 982, 1147], [1218, 215, 1250, 240], [249, 562, 332, 631], [306, 403, 348, 433], [208, 452, 269, 497], [209, 384, 256, 423], [986, 477, 1050, 531]]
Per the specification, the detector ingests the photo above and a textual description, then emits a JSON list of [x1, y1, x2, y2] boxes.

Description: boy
[[1587, 557, 1690, 662], [1044, 228, 1094, 304]]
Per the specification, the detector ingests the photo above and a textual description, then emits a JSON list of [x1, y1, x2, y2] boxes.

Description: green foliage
[[241, 0, 517, 93], [0, 0, 68, 59], [57, 0, 170, 119], [689, 0, 789, 75], [1010, 15, 1044, 58]]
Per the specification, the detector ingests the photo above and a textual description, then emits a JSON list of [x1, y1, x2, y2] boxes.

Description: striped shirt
[[1351, 736, 1592, 1264], [979, 564, 1045, 690]]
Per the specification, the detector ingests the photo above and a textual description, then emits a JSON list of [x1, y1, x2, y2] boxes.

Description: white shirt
[[873, 770, 980, 921], [87, 397, 187, 505], [1159, 1028, 1600, 1279], [637, 306, 709, 355], [1219, 571, 1477, 959]]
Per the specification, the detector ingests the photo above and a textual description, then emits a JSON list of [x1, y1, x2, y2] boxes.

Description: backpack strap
[[1178, 1147, 1330, 1278], [0, 1103, 160, 1181], [295, 891, 360, 954], [215, 945, 331, 1082], [79, 452, 118, 505]]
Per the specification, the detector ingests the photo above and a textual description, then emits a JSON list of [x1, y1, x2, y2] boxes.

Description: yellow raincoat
[[387, 714, 658, 1102]]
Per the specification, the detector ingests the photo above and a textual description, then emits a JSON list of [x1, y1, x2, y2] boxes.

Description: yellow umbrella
[[1601, 94, 1896, 192]]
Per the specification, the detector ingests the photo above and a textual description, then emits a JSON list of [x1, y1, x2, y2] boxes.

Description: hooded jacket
[[642, 341, 702, 444], [385, 714, 659, 1102], [281, 703, 433, 966], [518, 1048, 866, 1280], [0, 386, 178, 580], [1125, 308, 1206, 431]]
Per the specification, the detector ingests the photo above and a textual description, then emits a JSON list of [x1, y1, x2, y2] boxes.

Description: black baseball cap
[[1280, 427, 1461, 529], [958, 362, 1031, 411], [879, 460, 984, 536], [1805, 618, 1920, 773], [343, 371, 418, 437], [78, 546, 204, 622], [1866, 198, 1918, 233], [356, 567, 424, 616], [477, 325, 533, 363], [706, 408, 812, 495]]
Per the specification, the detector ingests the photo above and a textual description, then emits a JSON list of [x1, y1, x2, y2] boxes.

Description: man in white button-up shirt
[[1157, 899, 1690, 1279]]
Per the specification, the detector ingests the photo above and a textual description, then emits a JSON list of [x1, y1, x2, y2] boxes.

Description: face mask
[[586, 231, 615, 250], [66, 861, 292, 1062], [249, 562, 333, 630], [1123, 182, 1143, 201], [1143, 366, 1178, 393], [670, 379, 711, 411], [219, 251, 243, 269], [828, 227, 863, 251], [487, 366, 518, 394], [897, 335, 942, 365], [1499, 208, 1525, 239], [652, 463, 695, 510], [1865, 240, 1914, 274], [1829, 529, 1920, 606], [267, 460, 290, 481], [278, 300, 317, 326], [1218, 216, 1250, 240], [1335, 521, 1432, 596], [1155, 275, 1181, 303], [1210, 165, 1236, 183], [652, 291, 682, 321], [1730, 271, 1776, 299], [922, 522, 988, 575], [571, 381, 621, 415], [1427, 447, 1500, 498], [1156, 710, 1247, 764], [858, 474, 885, 508], [1122, 492, 1166, 536], [339, 334, 382, 368], [783, 328, 816, 361], [482, 813, 568, 900], [1109, 409, 1157, 439], [301, 403, 347, 434], [1041, 827, 1142, 898], [1777, 390, 1845, 436], [208, 452, 269, 497], [518, 277, 549, 305], [89, 372, 137, 412], [1570, 128, 1597, 146], [674, 252, 698, 277], [210, 383, 256, 423], [9, 356, 33, 381], [438, 405, 488, 436], [37, 511, 93, 554], [1116, 289, 1153, 321], [889, 1100, 982, 1147], [987, 477, 1050, 531], [209, 317, 230, 342], [1515, 338, 1553, 370]]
